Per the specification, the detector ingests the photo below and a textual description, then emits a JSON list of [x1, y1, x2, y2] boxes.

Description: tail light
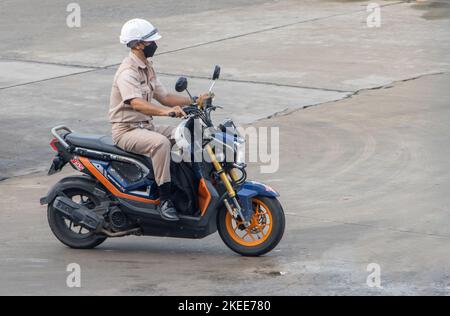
[[50, 138, 59, 152]]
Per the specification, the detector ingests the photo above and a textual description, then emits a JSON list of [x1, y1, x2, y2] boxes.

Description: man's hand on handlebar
[[167, 106, 186, 118]]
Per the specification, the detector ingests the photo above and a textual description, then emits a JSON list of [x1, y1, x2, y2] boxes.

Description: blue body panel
[[90, 159, 159, 200]]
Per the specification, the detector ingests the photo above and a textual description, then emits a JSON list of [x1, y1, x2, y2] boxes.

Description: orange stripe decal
[[79, 157, 159, 204]]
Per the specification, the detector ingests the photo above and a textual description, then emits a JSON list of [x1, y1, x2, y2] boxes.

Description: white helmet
[[119, 18, 161, 46]]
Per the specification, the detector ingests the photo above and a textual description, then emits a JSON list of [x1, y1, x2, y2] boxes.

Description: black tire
[[47, 188, 107, 249], [217, 196, 285, 256]]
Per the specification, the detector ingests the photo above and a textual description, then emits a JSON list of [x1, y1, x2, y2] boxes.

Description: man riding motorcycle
[[110, 18, 204, 221], [42, 20, 285, 256]]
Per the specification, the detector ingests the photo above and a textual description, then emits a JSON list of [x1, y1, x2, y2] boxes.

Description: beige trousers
[[112, 122, 175, 185]]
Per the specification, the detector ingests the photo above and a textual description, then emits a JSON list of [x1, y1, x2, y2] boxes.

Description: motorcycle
[[40, 66, 285, 256]]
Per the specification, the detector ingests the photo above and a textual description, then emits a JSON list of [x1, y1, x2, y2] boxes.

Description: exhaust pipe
[[53, 196, 142, 237], [100, 228, 141, 237], [53, 196, 104, 232]]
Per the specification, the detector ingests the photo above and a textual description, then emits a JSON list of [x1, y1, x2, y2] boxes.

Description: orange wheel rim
[[225, 198, 273, 247]]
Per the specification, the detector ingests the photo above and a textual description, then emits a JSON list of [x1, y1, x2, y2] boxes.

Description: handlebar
[[169, 99, 221, 127], [168, 105, 196, 118]]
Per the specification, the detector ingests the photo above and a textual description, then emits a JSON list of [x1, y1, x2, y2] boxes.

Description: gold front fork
[[205, 144, 236, 197], [206, 144, 251, 226]]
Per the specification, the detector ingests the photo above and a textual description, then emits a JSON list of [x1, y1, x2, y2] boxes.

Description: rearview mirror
[[212, 65, 221, 80], [175, 77, 188, 92]]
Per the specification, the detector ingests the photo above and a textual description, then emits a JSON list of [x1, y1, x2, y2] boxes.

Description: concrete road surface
[[0, 0, 449, 295]]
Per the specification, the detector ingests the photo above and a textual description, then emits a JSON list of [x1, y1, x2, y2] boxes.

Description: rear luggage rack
[[51, 125, 73, 150]]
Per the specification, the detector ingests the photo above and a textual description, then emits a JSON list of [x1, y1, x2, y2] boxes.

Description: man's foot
[[159, 200, 179, 221]]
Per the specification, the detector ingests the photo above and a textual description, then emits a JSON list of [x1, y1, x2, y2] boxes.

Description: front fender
[[236, 181, 280, 221], [240, 181, 280, 198], [39, 175, 104, 205]]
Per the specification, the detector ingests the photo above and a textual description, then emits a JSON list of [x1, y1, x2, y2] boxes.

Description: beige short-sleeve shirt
[[109, 52, 168, 123]]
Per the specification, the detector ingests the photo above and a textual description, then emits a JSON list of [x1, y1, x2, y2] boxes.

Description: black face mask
[[143, 42, 158, 58]]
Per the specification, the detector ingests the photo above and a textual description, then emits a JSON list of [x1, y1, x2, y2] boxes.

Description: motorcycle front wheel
[[217, 196, 285, 256]]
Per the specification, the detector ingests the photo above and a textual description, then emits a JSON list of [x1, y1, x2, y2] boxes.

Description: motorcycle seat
[[64, 132, 154, 170]]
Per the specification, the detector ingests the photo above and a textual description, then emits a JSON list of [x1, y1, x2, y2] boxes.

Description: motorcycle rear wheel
[[47, 188, 107, 249], [217, 196, 285, 256]]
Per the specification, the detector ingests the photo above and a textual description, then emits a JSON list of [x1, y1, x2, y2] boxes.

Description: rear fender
[[39, 175, 107, 205]]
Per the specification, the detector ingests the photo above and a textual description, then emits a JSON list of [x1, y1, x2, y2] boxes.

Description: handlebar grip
[[168, 112, 176, 118]]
